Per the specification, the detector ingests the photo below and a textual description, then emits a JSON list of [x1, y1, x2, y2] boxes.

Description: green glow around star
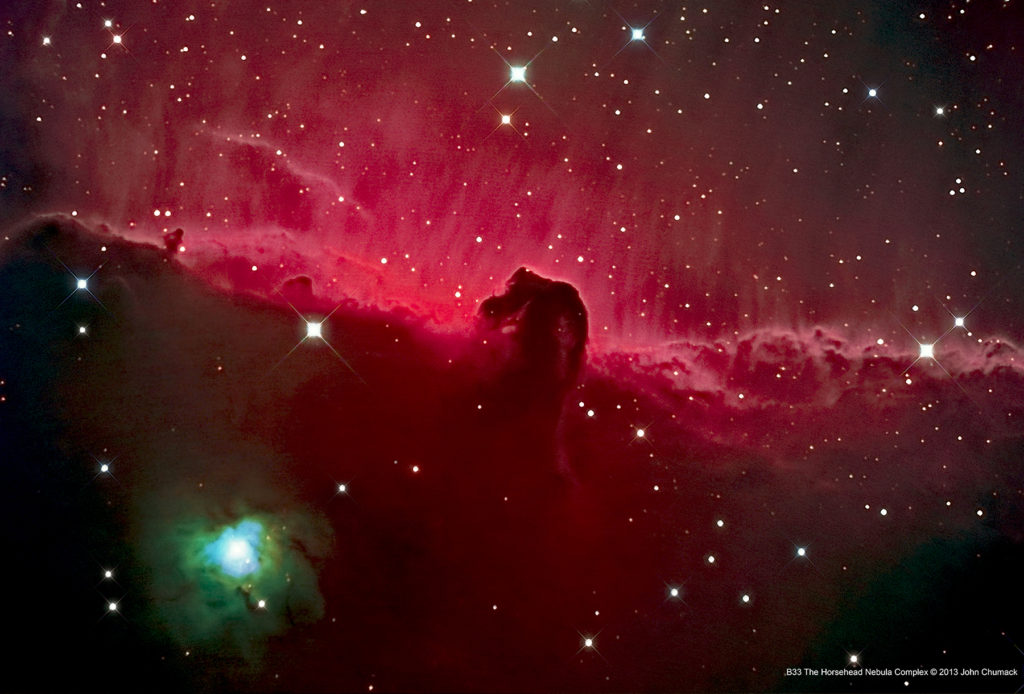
[[202, 519, 265, 578], [184, 515, 286, 607], [147, 510, 327, 649]]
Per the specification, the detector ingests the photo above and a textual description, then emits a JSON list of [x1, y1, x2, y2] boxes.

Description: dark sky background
[[2, 1, 1024, 692]]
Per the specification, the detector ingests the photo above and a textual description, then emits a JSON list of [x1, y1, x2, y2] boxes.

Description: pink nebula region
[[2, 0, 1024, 692]]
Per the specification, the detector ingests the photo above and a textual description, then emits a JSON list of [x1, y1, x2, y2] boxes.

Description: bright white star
[[76, 278, 88, 290], [509, 65, 527, 82], [796, 547, 807, 557], [631, 27, 645, 41], [868, 88, 878, 98], [227, 539, 252, 562], [954, 316, 965, 328], [500, 114, 511, 125], [919, 343, 934, 359], [276, 302, 364, 381]]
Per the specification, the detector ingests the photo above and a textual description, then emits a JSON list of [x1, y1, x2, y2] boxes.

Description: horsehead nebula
[[2, 1, 1024, 692]]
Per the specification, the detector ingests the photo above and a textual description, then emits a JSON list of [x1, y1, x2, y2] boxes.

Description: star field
[[2, 1, 1024, 693]]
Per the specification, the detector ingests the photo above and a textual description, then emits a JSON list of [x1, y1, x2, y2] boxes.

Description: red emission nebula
[[2, 1, 1024, 693]]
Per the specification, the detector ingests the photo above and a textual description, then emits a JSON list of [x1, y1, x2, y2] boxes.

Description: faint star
[[485, 106, 524, 140]]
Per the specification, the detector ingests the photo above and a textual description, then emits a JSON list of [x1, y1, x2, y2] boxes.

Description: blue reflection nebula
[[204, 520, 263, 577]]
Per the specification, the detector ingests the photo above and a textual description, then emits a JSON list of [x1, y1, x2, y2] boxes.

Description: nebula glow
[[3, 0, 1024, 692], [202, 519, 263, 578], [145, 507, 328, 651], [179, 514, 286, 618]]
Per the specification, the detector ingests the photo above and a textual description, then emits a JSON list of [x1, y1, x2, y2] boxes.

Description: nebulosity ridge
[[0, 209, 1023, 692]]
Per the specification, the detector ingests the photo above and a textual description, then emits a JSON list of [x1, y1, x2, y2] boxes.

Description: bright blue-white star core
[[204, 520, 263, 577]]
